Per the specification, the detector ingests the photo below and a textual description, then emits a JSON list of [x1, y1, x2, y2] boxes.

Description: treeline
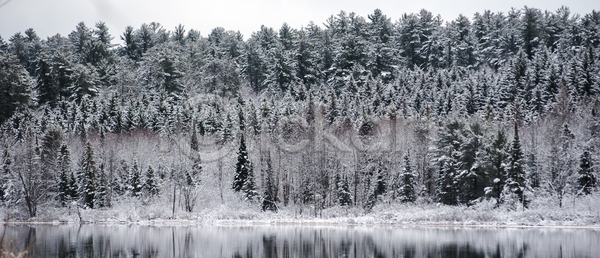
[[0, 6, 599, 218]]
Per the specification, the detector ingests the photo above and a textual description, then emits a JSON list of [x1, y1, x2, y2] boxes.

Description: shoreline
[[3, 195, 599, 229], [3, 218, 600, 230]]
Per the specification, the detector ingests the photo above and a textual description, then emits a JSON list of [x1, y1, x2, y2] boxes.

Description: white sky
[[0, 0, 598, 44]]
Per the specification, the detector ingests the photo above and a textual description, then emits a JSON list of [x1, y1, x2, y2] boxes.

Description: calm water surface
[[2, 224, 599, 257]]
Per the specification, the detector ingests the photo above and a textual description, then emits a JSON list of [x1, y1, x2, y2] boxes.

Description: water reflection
[[1, 224, 598, 257]]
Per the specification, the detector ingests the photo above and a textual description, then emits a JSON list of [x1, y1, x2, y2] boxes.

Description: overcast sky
[[0, 0, 597, 44]]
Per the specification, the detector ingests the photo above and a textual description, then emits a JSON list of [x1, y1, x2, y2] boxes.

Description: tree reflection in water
[[1, 225, 598, 257]]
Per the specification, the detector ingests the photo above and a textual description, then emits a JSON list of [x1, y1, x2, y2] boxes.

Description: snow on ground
[[3, 193, 600, 228]]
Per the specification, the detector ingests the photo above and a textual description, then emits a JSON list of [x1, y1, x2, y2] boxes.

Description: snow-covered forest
[[0, 6, 599, 221]]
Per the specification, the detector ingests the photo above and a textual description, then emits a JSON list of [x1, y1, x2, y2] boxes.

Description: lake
[[1, 224, 599, 257]]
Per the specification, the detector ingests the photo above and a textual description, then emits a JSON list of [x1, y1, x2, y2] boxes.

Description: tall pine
[[78, 142, 97, 208], [503, 122, 528, 208], [577, 149, 596, 195]]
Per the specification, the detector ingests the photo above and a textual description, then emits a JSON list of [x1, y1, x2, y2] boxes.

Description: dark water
[[1, 224, 599, 257]]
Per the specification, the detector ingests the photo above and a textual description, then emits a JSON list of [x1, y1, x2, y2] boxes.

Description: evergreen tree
[[58, 165, 70, 206], [57, 144, 72, 206], [120, 26, 140, 61], [241, 162, 259, 201], [243, 38, 268, 92], [220, 112, 234, 144], [436, 157, 459, 205], [144, 165, 160, 196], [68, 171, 78, 201], [236, 94, 246, 132], [398, 154, 416, 203], [158, 48, 184, 95], [129, 161, 143, 197], [233, 134, 251, 192], [78, 142, 97, 208], [577, 149, 596, 195], [484, 129, 509, 202], [0, 52, 32, 124], [458, 122, 486, 204], [503, 123, 528, 207], [337, 176, 353, 206], [435, 120, 464, 205]]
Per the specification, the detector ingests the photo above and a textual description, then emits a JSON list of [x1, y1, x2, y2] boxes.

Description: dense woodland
[[0, 6, 599, 218]]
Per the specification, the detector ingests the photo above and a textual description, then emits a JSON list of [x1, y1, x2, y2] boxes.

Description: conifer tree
[[337, 176, 353, 206], [458, 122, 486, 204], [398, 154, 416, 203], [58, 167, 70, 206], [435, 120, 464, 205], [577, 149, 596, 195], [68, 171, 78, 201], [57, 144, 72, 206], [484, 129, 509, 201], [233, 134, 251, 192], [129, 161, 143, 197], [236, 94, 246, 133], [144, 165, 159, 196], [220, 112, 234, 144], [0, 52, 32, 124], [503, 122, 528, 207], [78, 142, 97, 208], [242, 162, 259, 201]]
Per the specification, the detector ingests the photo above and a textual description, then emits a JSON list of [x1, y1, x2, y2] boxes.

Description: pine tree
[[58, 167, 70, 206], [236, 94, 246, 133], [436, 158, 458, 205], [57, 144, 72, 206], [458, 122, 486, 204], [242, 162, 259, 201], [0, 52, 32, 124], [78, 142, 97, 208], [365, 159, 388, 211], [144, 165, 159, 196], [68, 171, 78, 201], [503, 122, 528, 208], [435, 120, 464, 205], [129, 161, 143, 197], [577, 149, 596, 195], [484, 129, 509, 201], [398, 154, 416, 203], [337, 176, 353, 206], [261, 154, 278, 212], [220, 112, 234, 144], [233, 134, 251, 192]]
